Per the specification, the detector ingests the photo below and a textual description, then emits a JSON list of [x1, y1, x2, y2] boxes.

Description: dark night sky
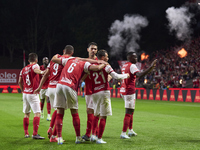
[[0, 0, 199, 69]]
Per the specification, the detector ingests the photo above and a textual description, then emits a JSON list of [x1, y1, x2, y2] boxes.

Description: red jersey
[[120, 62, 140, 95], [196, 79, 200, 87], [40, 65, 49, 89], [58, 57, 91, 92], [19, 63, 40, 94], [193, 78, 199, 88], [85, 57, 98, 95], [47, 55, 70, 88], [90, 65, 114, 94]]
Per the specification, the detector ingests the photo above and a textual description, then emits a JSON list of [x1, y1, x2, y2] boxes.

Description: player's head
[[28, 53, 38, 63], [127, 51, 137, 64], [97, 49, 109, 62], [87, 42, 98, 57], [42, 57, 49, 65], [63, 45, 74, 56]]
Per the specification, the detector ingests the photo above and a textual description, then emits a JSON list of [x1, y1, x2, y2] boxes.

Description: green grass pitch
[[1, 93, 200, 150]]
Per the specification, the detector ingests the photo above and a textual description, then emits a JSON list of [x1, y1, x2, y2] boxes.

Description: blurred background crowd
[[110, 36, 200, 89]]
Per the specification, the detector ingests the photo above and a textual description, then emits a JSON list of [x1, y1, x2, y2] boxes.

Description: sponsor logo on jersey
[[61, 77, 72, 84], [94, 84, 105, 91]]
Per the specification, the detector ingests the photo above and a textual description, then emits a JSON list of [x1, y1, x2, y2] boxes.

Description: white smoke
[[166, 6, 194, 41], [108, 14, 148, 57]]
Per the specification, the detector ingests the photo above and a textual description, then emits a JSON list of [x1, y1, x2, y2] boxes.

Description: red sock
[[122, 114, 131, 132], [86, 114, 94, 137], [47, 102, 51, 114], [33, 117, 40, 135], [52, 125, 57, 136], [23, 118, 29, 135], [50, 110, 57, 128], [92, 116, 99, 135], [98, 118, 106, 139], [72, 113, 80, 136], [129, 112, 134, 130], [56, 114, 64, 137], [40, 102, 44, 111], [96, 125, 99, 137]]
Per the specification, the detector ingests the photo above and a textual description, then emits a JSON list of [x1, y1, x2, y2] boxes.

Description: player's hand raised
[[151, 59, 157, 68]]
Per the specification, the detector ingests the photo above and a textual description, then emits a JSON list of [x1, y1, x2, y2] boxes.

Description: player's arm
[[34, 69, 45, 75], [89, 64, 107, 71], [51, 54, 62, 64], [77, 57, 108, 65], [32, 63, 46, 75], [18, 76, 23, 92], [52, 54, 74, 66], [108, 74, 112, 82], [81, 73, 88, 82], [110, 71, 129, 80], [34, 69, 50, 94], [135, 59, 157, 78], [106, 65, 129, 80]]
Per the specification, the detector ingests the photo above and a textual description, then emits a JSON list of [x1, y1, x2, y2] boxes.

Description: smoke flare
[[108, 14, 148, 58]]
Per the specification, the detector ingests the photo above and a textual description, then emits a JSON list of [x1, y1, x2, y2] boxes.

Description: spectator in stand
[[155, 82, 160, 89], [181, 78, 186, 88], [193, 76, 200, 88]]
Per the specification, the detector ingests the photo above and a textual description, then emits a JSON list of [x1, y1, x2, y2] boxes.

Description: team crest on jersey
[[73, 59, 79, 63]]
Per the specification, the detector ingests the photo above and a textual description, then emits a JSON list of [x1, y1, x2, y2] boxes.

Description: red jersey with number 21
[[91, 65, 114, 94]]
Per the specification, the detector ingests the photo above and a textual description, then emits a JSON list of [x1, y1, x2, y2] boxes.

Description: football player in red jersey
[[90, 49, 129, 144], [39, 57, 51, 120], [120, 51, 157, 139], [51, 46, 108, 144], [34, 45, 73, 142], [82, 42, 99, 141], [18, 53, 45, 139]]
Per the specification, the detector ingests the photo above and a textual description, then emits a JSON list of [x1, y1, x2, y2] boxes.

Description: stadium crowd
[[111, 36, 200, 89]]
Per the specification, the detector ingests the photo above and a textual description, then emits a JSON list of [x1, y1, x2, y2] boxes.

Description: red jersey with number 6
[[58, 57, 91, 91]]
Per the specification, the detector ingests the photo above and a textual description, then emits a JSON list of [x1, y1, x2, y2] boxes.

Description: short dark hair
[[28, 53, 38, 62], [88, 42, 97, 48], [42, 57, 48, 61], [126, 51, 136, 56], [97, 49, 107, 59], [64, 45, 74, 54]]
